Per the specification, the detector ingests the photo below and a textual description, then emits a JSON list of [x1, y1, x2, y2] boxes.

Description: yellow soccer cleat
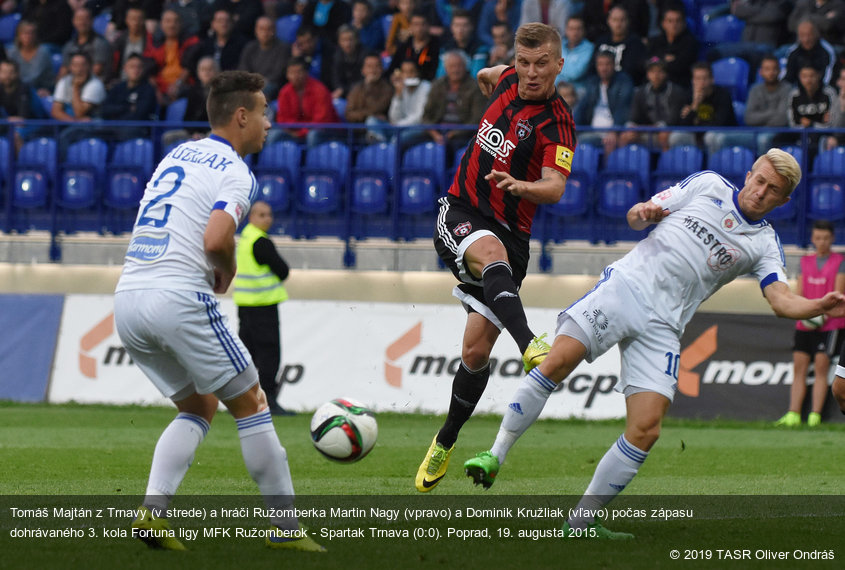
[[807, 412, 821, 427], [523, 333, 551, 373], [774, 411, 801, 427], [130, 505, 187, 551], [266, 526, 326, 552], [415, 435, 455, 492]]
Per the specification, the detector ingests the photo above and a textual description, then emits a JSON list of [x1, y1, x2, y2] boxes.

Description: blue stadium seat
[[56, 138, 109, 233], [13, 171, 48, 209], [51, 53, 62, 75], [595, 144, 650, 243], [707, 146, 754, 189], [652, 145, 704, 193], [332, 98, 347, 121], [65, 138, 108, 182], [812, 147, 845, 178], [0, 13, 20, 46], [352, 142, 396, 215], [732, 100, 746, 125], [808, 181, 845, 221], [165, 98, 188, 123], [93, 11, 110, 37], [381, 14, 393, 39], [712, 57, 750, 102], [13, 137, 58, 232], [255, 140, 301, 214], [104, 139, 155, 233], [702, 15, 745, 46], [397, 141, 445, 239], [297, 141, 351, 237], [401, 141, 447, 194], [544, 142, 599, 243], [276, 14, 301, 44]]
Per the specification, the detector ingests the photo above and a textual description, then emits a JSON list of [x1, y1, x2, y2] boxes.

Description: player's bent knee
[[217, 367, 265, 418]]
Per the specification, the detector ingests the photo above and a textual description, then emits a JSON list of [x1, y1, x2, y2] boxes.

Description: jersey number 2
[[137, 166, 185, 228]]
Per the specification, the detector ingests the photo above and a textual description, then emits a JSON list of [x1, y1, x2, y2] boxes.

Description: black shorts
[[793, 328, 843, 357], [433, 196, 529, 323]]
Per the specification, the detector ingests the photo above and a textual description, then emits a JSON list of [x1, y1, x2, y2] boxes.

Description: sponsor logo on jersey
[[126, 233, 170, 263], [477, 119, 516, 162], [592, 309, 609, 330], [655, 189, 674, 202], [682, 216, 741, 271], [711, 198, 723, 207], [721, 211, 740, 231], [515, 118, 533, 140], [454, 221, 472, 237], [555, 145, 573, 170]]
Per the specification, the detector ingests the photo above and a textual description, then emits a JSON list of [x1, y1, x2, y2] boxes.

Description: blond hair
[[753, 149, 802, 194], [514, 22, 562, 60]]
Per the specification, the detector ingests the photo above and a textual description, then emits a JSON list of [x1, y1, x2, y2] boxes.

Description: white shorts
[[558, 267, 680, 401], [115, 289, 255, 399]]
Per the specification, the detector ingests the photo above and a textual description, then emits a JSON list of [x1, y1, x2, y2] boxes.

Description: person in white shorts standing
[[114, 70, 324, 552], [463, 149, 845, 538]]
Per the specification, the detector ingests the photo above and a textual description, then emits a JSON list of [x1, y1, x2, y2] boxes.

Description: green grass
[[0, 402, 843, 569]]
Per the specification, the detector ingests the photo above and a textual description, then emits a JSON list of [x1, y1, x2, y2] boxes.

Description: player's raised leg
[[416, 313, 499, 492]]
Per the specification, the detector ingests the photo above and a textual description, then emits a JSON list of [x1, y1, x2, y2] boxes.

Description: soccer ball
[[801, 315, 827, 329], [310, 398, 378, 462]]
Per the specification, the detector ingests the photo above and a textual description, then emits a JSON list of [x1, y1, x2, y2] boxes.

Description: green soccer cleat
[[415, 435, 455, 492], [563, 520, 635, 540], [464, 451, 500, 489], [266, 526, 326, 552], [130, 505, 187, 551], [775, 411, 801, 427], [807, 412, 821, 427], [523, 333, 551, 373]]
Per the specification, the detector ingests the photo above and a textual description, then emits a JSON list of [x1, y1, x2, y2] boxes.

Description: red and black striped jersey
[[448, 66, 576, 238]]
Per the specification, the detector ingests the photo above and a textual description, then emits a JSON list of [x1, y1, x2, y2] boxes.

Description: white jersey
[[611, 170, 787, 333], [116, 135, 257, 294]]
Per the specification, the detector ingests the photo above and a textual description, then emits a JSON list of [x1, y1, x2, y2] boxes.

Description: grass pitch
[[0, 402, 843, 569]]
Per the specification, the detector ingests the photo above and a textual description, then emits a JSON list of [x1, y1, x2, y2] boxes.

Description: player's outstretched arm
[[627, 200, 668, 231], [204, 209, 237, 294], [485, 167, 566, 204], [477, 65, 509, 97], [763, 281, 845, 320]]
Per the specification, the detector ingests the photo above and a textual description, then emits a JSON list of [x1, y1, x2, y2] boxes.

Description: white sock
[[490, 368, 556, 464], [569, 434, 648, 528], [144, 412, 210, 517], [236, 409, 297, 530]]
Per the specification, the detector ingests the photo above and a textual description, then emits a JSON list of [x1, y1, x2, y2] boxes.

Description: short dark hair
[[287, 57, 309, 71], [691, 61, 712, 76], [206, 70, 264, 128], [812, 219, 835, 234]]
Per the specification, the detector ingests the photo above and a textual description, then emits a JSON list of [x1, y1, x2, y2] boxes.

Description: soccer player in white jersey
[[114, 70, 324, 552], [462, 149, 845, 538]]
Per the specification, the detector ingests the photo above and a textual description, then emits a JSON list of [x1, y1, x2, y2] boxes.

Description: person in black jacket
[[620, 56, 687, 151], [647, 4, 699, 89], [0, 59, 48, 150], [99, 53, 158, 139], [670, 61, 737, 154]]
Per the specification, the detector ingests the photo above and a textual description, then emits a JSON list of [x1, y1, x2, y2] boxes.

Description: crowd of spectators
[[0, 0, 843, 158]]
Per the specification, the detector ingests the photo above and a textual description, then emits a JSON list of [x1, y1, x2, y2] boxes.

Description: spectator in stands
[[518, 0, 570, 37], [331, 25, 366, 99], [99, 53, 158, 140], [593, 4, 648, 86], [51, 52, 107, 152], [385, 0, 415, 56], [351, 0, 385, 52], [163, 0, 213, 38], [162, 56, 219, 147], [345, 52, 393, 140], [274, 56, 340, 146], [436, 9, 487, 79], [583, 0, 650, 42], [184, 9, 248, 79], [238, 15, 291, 100], [478, 0, 521, 48], [647, 4, 698, 89], [620, 56, 686, 152], [109, 6, 153, 87], [290, 26, 322, 80], [777, 64, 840, 158], [435, 0, 483, 30], [826, 67, 845, 149], [0, 59, 49, 152], [387, 60, 431, 143], [486, 21, 514, 67], [385, 10, 442, 81], [212, 0, 264, 40], [143, 9, 199, 105], [60, 7, 112, 81], [555, 15, 593, 97], [112, 0, 165, 36], [301, 0, 352, 85], [731, 0, 792, 49], [6, 20, 54, 95], [670, 61, 737, 155], [421, 50, 486, 155], [574, 50, 634, 157], [22, 0, 73, 49], [788, 0, 845, 48], [556, 79, 578, 108], [744, 55, 791, 155], [784, 19, 837, 86]]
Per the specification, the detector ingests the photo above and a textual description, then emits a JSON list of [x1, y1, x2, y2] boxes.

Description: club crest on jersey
[[515, 118, 533, 140], [454, 221, 472, 237], [721, 211, 740, 231], [477, 119, 516, 161]]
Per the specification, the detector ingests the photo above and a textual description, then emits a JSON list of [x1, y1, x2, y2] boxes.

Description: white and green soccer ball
[[310, 398, 378, 462], [801, 315, 827, 329]]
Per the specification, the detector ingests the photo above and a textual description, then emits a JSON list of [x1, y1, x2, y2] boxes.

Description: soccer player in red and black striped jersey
[[417, 22, 576, 493]]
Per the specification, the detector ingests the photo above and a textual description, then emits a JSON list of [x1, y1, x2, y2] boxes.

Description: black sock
[[481, 261, 534, 353], [437, 361, 490, 448]]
